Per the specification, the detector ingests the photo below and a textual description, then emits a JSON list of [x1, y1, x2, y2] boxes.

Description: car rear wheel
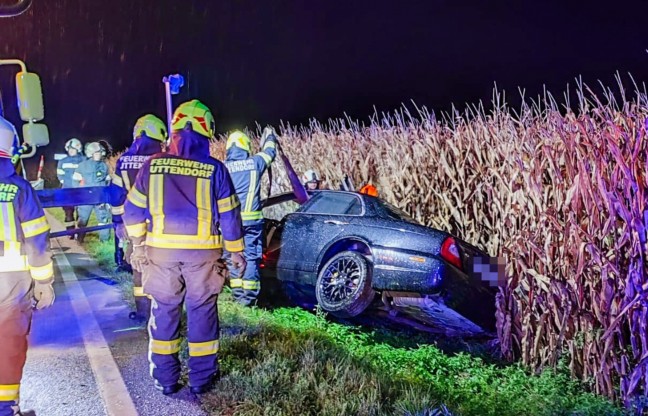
[[316, 251, 375, 318]]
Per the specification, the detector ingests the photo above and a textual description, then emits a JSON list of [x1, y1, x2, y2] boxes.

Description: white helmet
[[65, 138, 82, 152], [0, 115, 17, 159], [84, 141, 105, 158], [302, 169, 320, 184]]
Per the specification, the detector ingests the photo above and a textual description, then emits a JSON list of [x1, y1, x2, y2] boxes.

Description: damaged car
[[260, 190, 500, 334]]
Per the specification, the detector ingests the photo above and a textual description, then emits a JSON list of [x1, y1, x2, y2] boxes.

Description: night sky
[[0, 0, 647, 154]]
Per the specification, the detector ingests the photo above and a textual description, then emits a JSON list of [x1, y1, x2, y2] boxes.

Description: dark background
[[0, 0, 647, 154]]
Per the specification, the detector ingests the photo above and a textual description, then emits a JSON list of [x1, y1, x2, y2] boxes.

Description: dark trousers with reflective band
[[0, 272, 33, 416], [126, 242, 150, 318], [77, 204, 110, 242], [226, 223, 263, 306], [144, 258, 224, 388], [62, 206, 77, 230]]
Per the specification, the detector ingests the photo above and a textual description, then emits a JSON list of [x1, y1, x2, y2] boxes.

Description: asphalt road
[[20, 215, 208, 416]]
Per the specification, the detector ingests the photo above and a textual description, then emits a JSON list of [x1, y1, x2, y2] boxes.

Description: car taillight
[[440, 237, 462, 269]]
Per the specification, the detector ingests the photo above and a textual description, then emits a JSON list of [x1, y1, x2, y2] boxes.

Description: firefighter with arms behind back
[[111, 114, 166, 321], [224, 127, 277, 306], [0, 115, 55, 416], [123, 99, 246, 395], [56, 138, 85, 238]]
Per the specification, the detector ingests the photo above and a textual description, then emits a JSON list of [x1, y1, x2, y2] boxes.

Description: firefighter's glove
[[33, 282, 55, 310], [261, 126, 277, 144], [115, 223, 128, 241], [230, 251, 247, 277], [130, 244, 148, 273]]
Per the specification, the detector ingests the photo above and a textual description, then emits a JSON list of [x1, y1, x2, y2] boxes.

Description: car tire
[[315, 251, 375, 318]]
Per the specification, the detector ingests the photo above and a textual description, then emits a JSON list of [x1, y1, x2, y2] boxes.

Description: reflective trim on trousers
[[149, 338, 181, 355], [0, 384, 19, 402], [230, 278, 243, 288], [242, 280, 260, 290], [188, 340, 219, 357]]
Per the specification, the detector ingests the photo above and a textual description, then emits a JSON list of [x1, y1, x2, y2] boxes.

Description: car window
[[263, 200, 301, 221], [304, 192, 363, 215], [377, 199, 419, 224]]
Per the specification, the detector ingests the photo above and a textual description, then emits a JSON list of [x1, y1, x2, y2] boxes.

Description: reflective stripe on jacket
[[225, 135, 276, 225], [0, 159, 53, 282], [110, 137, 162, 222], [56, 154, 86, 188], [123, 153, 244, 261]]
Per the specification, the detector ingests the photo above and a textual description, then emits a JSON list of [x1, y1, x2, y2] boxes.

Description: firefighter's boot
[[154, 380, 182, 396]]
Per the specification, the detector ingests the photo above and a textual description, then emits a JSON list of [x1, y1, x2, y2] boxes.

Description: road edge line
[[53, 238, 139, 416]]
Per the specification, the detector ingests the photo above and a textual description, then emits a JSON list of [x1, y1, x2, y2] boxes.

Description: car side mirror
[[16, 71, 45, 122], [0, 0, 32, 17], [23, 122, 49, 147]]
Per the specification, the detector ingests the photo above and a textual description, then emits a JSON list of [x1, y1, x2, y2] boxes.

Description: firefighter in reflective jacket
[[224, 128, 277, 306], [111, 114, 166, 320], [0, 116, 55, 416], [73, 142, 111, 243], [56, 138, 85, 237], [123, 99, 246, 395]]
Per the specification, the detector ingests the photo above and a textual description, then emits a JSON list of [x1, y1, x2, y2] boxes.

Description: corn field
[[210, 78, 648, 406]]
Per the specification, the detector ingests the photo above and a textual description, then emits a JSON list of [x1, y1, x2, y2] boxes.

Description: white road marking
[[52, 238, 139, 416]]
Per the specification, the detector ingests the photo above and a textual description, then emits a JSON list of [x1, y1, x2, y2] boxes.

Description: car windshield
[[377, 199, 419, 224]]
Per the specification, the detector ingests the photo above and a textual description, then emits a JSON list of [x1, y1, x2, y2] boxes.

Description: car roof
[[262, 189, 373, 208]]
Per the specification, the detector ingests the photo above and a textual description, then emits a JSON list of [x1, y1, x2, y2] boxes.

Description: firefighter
[[224, 128, 277, 306], [73, 142, 111, 243], [302, 169, 321, 190], [0, 115, 55, 416], [123, 99, 246, 395], [56, 138, 85, 238], [111, 114, 166, 321]]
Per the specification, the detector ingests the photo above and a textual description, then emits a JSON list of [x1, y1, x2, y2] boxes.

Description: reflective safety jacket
[[123, 138, 245, 262], [73, 159, 110, 188], [110, 137, 163, 223], [0, 159, 53, 282], [56, 154, 86, 188], [225, 135, 277, 225]]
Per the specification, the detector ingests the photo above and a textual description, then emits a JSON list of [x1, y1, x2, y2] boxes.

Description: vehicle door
[[277, 192, 364, 284]]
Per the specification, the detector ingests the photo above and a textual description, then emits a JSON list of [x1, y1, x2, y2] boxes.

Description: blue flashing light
[[167, 74, 184, 95]]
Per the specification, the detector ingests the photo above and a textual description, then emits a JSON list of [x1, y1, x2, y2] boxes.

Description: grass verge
[[46, 208, 624, 416]]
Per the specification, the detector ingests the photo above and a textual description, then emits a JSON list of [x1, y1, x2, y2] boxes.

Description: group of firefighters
[[56, 138, 112, 243], [0, 97, 377, 415]]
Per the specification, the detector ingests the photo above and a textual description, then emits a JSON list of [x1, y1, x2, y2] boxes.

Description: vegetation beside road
[[46, 208, 623, 415]]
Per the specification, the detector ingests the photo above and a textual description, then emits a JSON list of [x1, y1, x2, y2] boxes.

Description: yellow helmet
[[133, 114, 167, 142], [171, 99, 215, 139], [226, 130, 251, 153]]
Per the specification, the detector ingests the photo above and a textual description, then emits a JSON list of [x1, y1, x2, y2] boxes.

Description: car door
[[277, 192, 364, 284]]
